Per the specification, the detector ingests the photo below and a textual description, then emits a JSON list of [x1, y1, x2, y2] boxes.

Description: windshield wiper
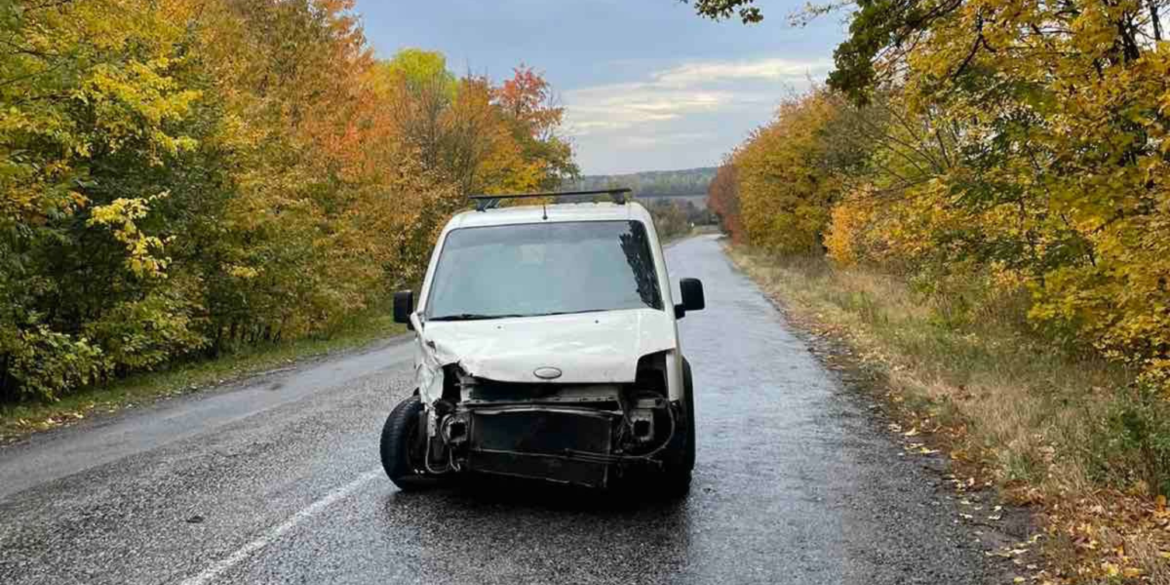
[[428, 313, 524, 322], [535, 309, 609, 317]]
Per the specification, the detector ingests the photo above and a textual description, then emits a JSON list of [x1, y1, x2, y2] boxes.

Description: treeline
[[0, 0, 574, 401], [710, 1, 1170, 390], [644, 198, 715, 241], [567, 167, 716, 197]]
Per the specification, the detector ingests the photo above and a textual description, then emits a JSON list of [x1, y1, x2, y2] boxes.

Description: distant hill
[[563, 167, 716, 197]]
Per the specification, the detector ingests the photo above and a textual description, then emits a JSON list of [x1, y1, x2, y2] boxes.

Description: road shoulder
[[719, 239, 1047, 584]]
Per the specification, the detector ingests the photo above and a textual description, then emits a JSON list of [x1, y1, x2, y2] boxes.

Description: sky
[[352, 0, 847, 175]]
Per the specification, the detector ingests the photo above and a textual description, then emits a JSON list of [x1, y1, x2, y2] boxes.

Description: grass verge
[[0, 311, 405, 444], [725, 243, 1170, 584]]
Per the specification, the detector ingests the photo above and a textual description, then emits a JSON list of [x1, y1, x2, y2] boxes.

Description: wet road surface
[[0, 235, 995, 584]]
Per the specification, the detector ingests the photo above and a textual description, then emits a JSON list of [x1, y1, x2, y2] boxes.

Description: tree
[[0, 1, 576, 401], [1, 0, 207, 397], [698, 0, 1170, 386], [731, 88, 868, 254], [708, 162, 742, 242], [495, 66, 578, 189], [683, 0, 763, 23]]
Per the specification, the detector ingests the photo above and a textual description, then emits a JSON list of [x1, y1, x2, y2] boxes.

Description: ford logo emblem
[[533, 367, 562, 380]]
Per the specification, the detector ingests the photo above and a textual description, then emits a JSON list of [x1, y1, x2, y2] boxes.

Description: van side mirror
[[675, 278, 705, 319], [393, 290, 415, 330]]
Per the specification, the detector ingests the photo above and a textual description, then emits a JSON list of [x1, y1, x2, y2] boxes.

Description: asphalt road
[[0, 235, 998, 584]]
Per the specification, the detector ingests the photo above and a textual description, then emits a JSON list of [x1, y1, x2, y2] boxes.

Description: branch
[[26, 0, 77, 11], [1151, 0, 1164, 41], [951, 15, 987, 81]]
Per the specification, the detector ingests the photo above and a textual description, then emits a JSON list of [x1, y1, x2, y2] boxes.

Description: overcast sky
[[352, 0, 846, 175]]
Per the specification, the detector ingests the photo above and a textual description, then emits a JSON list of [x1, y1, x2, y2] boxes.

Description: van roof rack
[[469, 188, 631, 212]]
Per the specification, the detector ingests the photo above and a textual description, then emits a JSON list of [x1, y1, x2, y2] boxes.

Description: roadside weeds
[[0, 312, 405, 445], [725, 242, 1170, 584]]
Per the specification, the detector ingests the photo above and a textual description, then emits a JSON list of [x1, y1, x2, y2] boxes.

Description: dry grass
[[726, 244, 1170, 584]]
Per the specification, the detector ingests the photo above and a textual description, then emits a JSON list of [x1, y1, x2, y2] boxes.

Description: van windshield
[[425, 220, 662, 321]]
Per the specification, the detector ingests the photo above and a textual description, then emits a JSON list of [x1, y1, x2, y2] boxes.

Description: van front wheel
[[380, 395, 440, 491]]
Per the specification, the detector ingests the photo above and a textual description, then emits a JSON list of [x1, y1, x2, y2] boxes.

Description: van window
[[426, 221, 662, 321]]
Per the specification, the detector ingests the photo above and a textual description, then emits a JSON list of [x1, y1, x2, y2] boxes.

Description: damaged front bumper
[[417, 374, 684, 489], [450, 399, 684, 488], [409, 314, 686, 489], [465, 406, 620, 487]]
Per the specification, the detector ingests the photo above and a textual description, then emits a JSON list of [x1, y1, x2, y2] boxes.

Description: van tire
[[680, 357, 696, 472], [661, 357, 696, 497], [380, 395, 439, 491]]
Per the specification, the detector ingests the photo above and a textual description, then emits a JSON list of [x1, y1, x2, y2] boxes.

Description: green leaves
[[384, 49, 458, 98], [686, 0, 764, 23]]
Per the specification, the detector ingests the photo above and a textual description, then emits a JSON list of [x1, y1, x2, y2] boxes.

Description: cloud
[[652, 58, 832, 87], [563, 56, 829, 138], [619, 132, 715, 149], [565, 85, 737, 135]]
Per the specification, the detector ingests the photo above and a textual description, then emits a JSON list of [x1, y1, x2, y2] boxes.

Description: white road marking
[[179, 469, 382, 585]]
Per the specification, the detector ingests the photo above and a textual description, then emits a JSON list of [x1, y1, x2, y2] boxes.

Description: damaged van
[[380, 189, 705, 494]]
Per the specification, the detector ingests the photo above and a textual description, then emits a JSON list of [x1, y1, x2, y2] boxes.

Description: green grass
[[0, 311, 406, 443]]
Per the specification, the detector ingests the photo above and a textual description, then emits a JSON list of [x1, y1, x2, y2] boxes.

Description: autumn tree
[[0, 0, 207, 396], [0, 1, 575, 401], [707, 161, 742, 242], [495, 66, 578, 189], [696, 0, 1170, 386], [731, 88, 870, 254], [831, 0, 1170, 384]]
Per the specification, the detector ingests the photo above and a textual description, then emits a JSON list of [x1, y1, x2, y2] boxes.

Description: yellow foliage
[[87, 195, 171, 278], [824, 189, 873, 266], [0, 0, 575, 401], [723, 0, 1170, 387], [732, 88, 857, 254]]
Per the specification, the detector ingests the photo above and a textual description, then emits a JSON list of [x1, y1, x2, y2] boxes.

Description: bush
[[1098, 384, 1170, 496], [83, 286, 207, 374], [0, 326, 107, 402]]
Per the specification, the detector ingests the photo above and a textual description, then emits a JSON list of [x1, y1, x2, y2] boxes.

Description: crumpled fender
[[412, 313, 450, 406]]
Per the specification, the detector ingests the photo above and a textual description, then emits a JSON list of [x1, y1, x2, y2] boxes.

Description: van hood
[[412, 309, 677, 403]]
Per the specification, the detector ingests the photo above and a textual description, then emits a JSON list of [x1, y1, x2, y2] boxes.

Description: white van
[[381, 189, 705, 495]]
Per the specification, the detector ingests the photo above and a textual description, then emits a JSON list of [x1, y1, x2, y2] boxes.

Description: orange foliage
[[0, 0, 574, 400], [707, 161, 743, 243]]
